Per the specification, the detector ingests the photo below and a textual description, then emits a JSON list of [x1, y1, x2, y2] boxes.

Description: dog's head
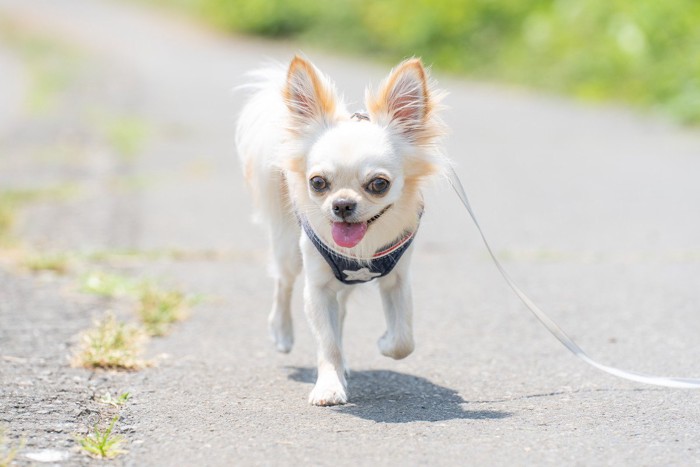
[[282, 56, 447, 258]]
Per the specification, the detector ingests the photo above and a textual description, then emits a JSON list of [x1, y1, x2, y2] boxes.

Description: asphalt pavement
[[1, 0, 700, 465]]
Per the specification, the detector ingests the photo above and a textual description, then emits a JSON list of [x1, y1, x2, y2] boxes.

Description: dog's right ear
[[284, 56, 339, 135]]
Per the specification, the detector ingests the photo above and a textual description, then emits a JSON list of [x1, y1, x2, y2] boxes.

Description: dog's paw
[[378, 332, 414, 360], [269, 325, 293, 353], [308, 375, 347, 406], [268, 314, 293, 353]]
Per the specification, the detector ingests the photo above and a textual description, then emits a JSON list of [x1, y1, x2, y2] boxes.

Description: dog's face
[[305, 122, 404, 248], [282, 57, 446, 256]]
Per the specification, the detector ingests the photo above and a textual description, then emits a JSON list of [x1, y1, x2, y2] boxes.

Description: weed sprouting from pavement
[[0, 427, 24, 467], [0, 198, 15, 244], [72, 313, 147, 370], [0, 186, 80, 246], [0, 189, 45, 244], [0, 18, 82, 115], [82, 247, 252, 263], [104, 117, 151, 158], [138, 286, 188, 336], [99, 392, 131, 408], [81, 272, 139, 298], [81, 271, 191, 335], [23, 251, 72, 274], [78, 394, 131, 459], [76, 416, 126, 459]]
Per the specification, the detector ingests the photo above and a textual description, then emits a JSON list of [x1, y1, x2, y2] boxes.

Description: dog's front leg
[[301, 237, 347, 406], [304, 280, 347, 405], [377, 250, 415, 360]]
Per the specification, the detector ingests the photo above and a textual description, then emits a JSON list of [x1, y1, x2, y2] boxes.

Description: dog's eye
[[309, 176, 329, 192], [365, 177, 390, 195]]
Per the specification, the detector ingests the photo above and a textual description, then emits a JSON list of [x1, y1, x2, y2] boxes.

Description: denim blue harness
[[299, 215, 419, 285]]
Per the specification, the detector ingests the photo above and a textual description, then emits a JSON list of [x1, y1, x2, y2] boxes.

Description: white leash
[[448, 167, 700, 388]]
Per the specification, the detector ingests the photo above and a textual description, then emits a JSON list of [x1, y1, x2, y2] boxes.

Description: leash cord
[[448, 167, 700, 388]]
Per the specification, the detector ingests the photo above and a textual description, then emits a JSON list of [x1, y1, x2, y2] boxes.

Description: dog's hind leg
[[267, 215, 301, 353]]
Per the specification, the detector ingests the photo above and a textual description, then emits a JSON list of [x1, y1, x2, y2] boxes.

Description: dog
[[236, 55, 448, 405]]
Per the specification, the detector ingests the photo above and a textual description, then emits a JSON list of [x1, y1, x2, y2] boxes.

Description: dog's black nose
[[332, 199, 356, 220]]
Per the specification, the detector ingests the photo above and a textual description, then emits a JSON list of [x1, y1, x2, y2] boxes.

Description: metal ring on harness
[[351, 112, 370, 122]]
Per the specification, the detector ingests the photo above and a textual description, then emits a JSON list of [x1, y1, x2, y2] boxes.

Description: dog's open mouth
[[331, 205, 391, 248]]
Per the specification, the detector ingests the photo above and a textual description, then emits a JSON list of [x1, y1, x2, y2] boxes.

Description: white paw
[[268, 317, 293, 353], [308, 375, 347, 406], [378, 332, 414, 360]]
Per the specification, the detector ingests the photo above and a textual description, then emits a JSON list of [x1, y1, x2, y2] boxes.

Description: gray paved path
[[1, 0, 700, 465]]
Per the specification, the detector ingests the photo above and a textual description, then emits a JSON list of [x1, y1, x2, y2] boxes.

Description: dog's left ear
[[367, 58, 442, 146], [284, 56, 339, 136]]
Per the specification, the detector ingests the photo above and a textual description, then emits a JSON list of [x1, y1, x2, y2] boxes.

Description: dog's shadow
[[287, 367, 511, 423]]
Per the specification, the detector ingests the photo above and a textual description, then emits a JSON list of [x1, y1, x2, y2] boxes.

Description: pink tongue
[[331, 222, 368, 248]]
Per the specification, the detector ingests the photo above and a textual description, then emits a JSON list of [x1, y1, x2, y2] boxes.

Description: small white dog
[[236, 55, 448, 406]]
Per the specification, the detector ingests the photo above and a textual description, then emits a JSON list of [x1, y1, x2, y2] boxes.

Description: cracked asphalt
[[1, 0, 700, 465]]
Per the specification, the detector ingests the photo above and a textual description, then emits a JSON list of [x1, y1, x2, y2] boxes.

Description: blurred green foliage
[[170, 0, 700, 123]]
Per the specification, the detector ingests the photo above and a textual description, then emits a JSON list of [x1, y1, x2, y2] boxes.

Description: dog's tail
[[235, 65, 291, 224]]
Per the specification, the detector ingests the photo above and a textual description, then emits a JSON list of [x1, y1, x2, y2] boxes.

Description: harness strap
[[299, 215, 418, 285]]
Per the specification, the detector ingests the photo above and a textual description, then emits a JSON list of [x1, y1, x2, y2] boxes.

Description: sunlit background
[[165, 0, 700, 124]]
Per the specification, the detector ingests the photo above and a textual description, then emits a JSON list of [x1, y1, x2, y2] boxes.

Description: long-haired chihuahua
[[236, 55, 448, 405]]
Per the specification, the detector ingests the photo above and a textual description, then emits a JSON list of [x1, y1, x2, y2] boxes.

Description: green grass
[[154, 0, 700, 124], [0, 198, 17, 245], [80, 271, 140, 298], [0, 190, 44, 240], [82, 247, 248, 263], [99, 392, 131, 407], [137, 286, 188, 336], [0, 185, 80, 246], [76, 416, 127, 459], [0, 189, 52, 244], [23, 251, 72, 274], [72, 313, 147, 370], [80, 271, 191, 335], [0, 18, 81, 114], [78, 395, 131, 459], [103, 116, 151, 159]]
